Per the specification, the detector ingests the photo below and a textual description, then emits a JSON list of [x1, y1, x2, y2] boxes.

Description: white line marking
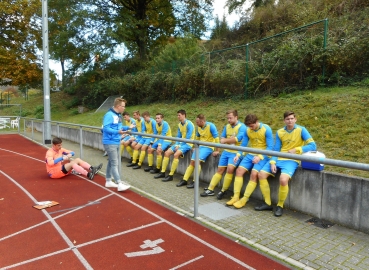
[[0, 146, 255, 269], [125, 239, 165, 257], [170, 255, 204, 270], [0, 170, 93, 270]]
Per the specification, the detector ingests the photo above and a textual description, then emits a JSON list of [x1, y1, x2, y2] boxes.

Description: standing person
[[200, 110, 246, 200], [257, 111, 316, 217], [154, 109, 195, 182], [123, 110, 143, 164], [102, 97, 133, 191], [129, 111, 156, 169], [229, 114, 274, 208], [176, 114, 220, 188], [120, 112, 136, 162], [45, 137, 102, 180], [144, 113, 173, 173]]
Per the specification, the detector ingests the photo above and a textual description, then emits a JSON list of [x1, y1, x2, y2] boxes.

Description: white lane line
[[0, 170, 93, 270], [0, 193, 113, 242], [1, 147, 255, 269], [76, 220, 164, 248], [169, 255, 205, 270], [2, 247, 71, 269]]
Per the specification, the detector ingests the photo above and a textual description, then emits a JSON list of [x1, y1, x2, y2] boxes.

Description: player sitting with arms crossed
[[45, 137, 102, 180]]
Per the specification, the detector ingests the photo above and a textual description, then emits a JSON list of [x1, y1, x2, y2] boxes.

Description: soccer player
[[120, 112, 136, 162], [128, 111, 156, 169], [123, 110, 144, 164], [228, 114, 274, 208], [45, 137, 102, 180], [102, 97, 133, 191], [154, 109, 195, 182], [257, 111, 316, 217], [176, 114, 220, 188], [200, 109, 246, 200], [144, 113, 173, 173]]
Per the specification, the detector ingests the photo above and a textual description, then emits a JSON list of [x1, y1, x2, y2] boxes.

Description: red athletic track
[[0, 134, 290, 269]]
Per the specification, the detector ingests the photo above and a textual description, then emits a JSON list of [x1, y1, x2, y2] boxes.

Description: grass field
[[1, 85, 369, 178]]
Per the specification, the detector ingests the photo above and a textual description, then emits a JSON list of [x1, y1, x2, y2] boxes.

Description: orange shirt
[[45, 147, 72, 173]]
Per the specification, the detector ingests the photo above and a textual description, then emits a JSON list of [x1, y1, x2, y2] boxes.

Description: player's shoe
[[117, 182, 130, 191], [105, 181, 118, 188], [200, 189, 215, 197]]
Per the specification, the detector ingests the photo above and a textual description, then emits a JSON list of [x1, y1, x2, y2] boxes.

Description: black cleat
[[144, 166, 153, 172], [186, 182, 194, 189], [176, 180, 187, 187], [162, 175, 173, 182], [126, 163, 137, 167], [255, 203, 273, 211], [132, 165, 141, 170], [150, 168, 161, 174], [154, 172, 165, 179], [274, 206, 283, 217]]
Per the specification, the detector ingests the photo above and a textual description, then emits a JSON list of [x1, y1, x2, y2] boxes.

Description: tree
[[0, 0, 43, 86]]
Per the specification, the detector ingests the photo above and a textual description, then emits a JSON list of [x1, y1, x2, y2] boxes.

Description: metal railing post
[[193, 143, 200, 218], [79, 126, 83, 159]]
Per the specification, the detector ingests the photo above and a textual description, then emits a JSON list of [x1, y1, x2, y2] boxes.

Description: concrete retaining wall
[[30, 122, 369, 234]]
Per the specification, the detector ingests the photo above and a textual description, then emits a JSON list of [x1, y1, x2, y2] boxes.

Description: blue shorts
[[218, 151, 241, 168], [260, 159, 299, 178], [170, 143, 192, 157], [190, 146, 213, 162], [151, 141, 171, 151], [238, 154, 270, 172], [138, 138, 152, 146], [122, 135, 132, 142]]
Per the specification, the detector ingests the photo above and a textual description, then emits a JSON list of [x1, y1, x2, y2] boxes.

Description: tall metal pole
[[42, 0, 51, 144]]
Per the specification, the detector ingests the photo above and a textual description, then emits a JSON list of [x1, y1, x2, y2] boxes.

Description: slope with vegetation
[[2, 81, 369, 179]]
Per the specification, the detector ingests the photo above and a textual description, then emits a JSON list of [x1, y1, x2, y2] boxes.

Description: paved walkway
[[21, 132, 369, 270]]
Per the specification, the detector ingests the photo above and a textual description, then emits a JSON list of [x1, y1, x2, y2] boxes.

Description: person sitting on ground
[[144, 113, 173, 174], [176, 113, 220, 188], [45, 137, 102, 180], [154, 109, 195, 182], [257, 111, 316, 217], [200, 109, 246, 200], [229, 114, 274, 208], [128, 111, 156, 169]]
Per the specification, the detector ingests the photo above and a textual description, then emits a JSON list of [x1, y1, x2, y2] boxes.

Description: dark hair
[[226, 109, 238, 117], [283, 111, 295, 119], [122, 112, 130, 116], [133, 110, 140, 115], [177, 109, 186, 116], [156, 113, 164, 118], [196, 114, 205, 121], [142, 111, 150, 117], [244, 114, 258, 125], [52, 137, 62, 145]]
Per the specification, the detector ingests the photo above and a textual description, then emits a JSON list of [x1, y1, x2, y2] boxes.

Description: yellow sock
[[156, 155, 163, 169], [183, 165, 194, 181], [132, 150, 139, 163], [138, 151, 146, 166], [243, 181, 257, 199], [161, 157, 169, 173], [126, 146, 133, 157], [169, 159, 179, 175], [148, 154, 154, 166], [209, 173, 222, 190], [221, 173, 234, 192], [232, 176, 243, 199], [277, 185, 289, 207], [120, 145, 125, 156], [259, 179, 271, 205]]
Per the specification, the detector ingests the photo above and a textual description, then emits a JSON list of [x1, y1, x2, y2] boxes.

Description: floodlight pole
[[42, 0, 51, 144]]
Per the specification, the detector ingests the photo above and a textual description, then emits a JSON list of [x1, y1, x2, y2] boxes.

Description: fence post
[[193, 143, 200, 218], [244, 44, 249, 100], [79, 126, 83, 159]]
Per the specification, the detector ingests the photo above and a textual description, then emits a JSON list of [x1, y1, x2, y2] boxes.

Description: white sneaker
[[117, 182, 130, 191], [105, 181, 118, 188]]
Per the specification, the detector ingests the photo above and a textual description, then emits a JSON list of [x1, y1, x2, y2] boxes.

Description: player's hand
[[67, 154, 73, 158], [288, 148, 297, 154], [271, 164, 277, 173], [62, 155, 69, 161], [212, 151, 219, 157], [233, 156, 239, 163], [252, 156, 260, 164]]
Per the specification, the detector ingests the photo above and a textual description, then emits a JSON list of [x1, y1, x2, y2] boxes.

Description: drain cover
[[306, 217, 334, 229]]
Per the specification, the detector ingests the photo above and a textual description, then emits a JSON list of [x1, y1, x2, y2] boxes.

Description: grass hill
[[1, 84, 369, 178]]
